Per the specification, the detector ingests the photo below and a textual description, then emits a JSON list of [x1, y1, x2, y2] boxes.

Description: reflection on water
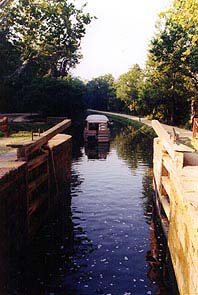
[[85, 143, 110, 160], [0, 121, 178, 295]]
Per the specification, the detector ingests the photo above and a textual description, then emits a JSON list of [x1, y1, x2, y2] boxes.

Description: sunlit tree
[[115, 64, 143, 114]]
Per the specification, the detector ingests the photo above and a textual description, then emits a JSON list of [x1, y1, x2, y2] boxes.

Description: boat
[[84, 114, 110, 143]]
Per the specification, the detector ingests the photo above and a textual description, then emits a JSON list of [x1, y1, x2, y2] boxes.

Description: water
[[0, 121, 177, 295]]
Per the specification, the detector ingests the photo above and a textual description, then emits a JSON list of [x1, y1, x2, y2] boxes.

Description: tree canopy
[[84, 74, 117, 111], [115, 64, 143, 114], [0, 0, 93, 79], [146, 0, 198, 124], [1, 0, 197, 126]]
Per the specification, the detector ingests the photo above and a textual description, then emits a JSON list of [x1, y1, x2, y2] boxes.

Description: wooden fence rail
[[7, 119, 71, 160], [0, 117, 8, 137], [192, 118, 198, 138]]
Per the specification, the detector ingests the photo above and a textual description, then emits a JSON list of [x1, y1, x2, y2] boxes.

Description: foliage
[[140, 0, 198, 125], [84, 74, 119, 111], [1, 0, 197, 126], [0, 0, 92, 118], [3, 76, 86, 118], [115, 64, 143, 114], [0, 0, 93, 79], [109, 0, 198, 125]]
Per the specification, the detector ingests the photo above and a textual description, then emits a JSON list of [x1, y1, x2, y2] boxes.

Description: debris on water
[[124, 256, 129, 261]]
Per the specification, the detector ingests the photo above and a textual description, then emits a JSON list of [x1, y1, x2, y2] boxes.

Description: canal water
[[0, 120, 177, 295]]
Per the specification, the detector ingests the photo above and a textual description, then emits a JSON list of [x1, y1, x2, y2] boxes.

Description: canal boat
[[84, 114, 110, 143]]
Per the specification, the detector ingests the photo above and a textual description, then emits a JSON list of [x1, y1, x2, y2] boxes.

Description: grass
[[0, 122, 51, 156]]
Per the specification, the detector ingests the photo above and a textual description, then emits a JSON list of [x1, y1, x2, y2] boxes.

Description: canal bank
[[0, 118, 178, 295], [152, 120, 198, 295], [0, 119, 72, 239], [90, 110, 198, 295]]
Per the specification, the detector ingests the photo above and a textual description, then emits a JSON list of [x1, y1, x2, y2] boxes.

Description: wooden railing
[[192, 117, 198, 138], [7, 119, 71, 160], [0, 117, 8, 137]]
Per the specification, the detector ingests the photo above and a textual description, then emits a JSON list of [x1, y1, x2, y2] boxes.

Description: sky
[[71, 0, 172, 81]]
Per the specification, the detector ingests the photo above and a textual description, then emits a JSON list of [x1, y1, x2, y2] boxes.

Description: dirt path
[[89, 110, 193, 139]]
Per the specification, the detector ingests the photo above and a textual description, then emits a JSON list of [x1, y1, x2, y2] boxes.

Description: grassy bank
[[0, 122, 52, 156]]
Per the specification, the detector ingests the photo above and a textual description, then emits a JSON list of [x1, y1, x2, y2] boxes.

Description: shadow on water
[[0, 187, 95, 295], [0, 119, 178, 295]]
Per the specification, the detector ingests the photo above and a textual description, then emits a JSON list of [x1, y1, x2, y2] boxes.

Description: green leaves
[[0, 0, 93, 78], [142, 0, 198, 125], [85, 74, 116, 111], [115, 64, 142, 113]]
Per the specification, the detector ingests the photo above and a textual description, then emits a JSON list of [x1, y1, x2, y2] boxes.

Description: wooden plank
[[28, 172, 48, 193], [192, 118, 198, 138], [8, 119, 71, 159], [27, 154, 48, 172], [27, 192, 48, 216], [152, 120, 194, 160], [0, 117, 8, 137], [162, 176, 172, 197], [159, 193, 170, 220], [47, 134, 72, 149]]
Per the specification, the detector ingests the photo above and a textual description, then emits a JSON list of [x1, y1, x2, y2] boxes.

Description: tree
[[169, 0, 198, 120], [141, 0, 198, 125], [7, 75, 86, 117], [0, 0, 93, 79], [115, 64, 143, 114], [85, 74, 117, 111]]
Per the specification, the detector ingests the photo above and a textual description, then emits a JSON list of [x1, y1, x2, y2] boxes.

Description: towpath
[[88, 110, 193, 140]]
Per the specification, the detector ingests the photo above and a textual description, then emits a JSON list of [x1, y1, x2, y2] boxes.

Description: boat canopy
[[86, 114, 109, 123]]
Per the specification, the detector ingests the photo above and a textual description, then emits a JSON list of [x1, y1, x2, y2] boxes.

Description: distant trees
[[84, 74, 120, 111], [103, 0, 198, 126], [1, 0, 197, 126], [115, 64, 143, 114]]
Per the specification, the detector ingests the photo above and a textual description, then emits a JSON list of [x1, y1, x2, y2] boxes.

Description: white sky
[[71, 0, 172, 81]]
